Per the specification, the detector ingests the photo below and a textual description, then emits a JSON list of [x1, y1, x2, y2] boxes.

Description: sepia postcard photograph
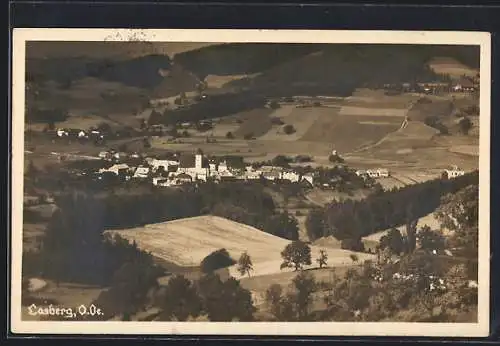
[[10, 29, 491, 337]]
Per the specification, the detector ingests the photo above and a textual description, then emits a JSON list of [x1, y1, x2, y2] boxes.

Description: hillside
[[105, 215, 375, 278], [26, 41, 218, 60], [173, 43, 321, 79]]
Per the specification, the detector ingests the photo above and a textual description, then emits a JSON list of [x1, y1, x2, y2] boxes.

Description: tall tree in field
[[459, 117, 473, 135], [404, 206, 419, 254], [316, 249, 328, 269], [237, 252, 253, 277], [280, 241, 312, 271]]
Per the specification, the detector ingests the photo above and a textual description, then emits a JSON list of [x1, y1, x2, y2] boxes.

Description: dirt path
[[343, 98, 419, 156]]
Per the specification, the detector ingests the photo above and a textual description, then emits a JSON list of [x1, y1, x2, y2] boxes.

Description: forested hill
[[25, 42, 479, 99], [175, 43, 479, 80]]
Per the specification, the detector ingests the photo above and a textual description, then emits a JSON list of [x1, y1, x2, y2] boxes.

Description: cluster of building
[[442, 165, 466, 179], [355, 168, 390, 179], [383, 77, 478, 95], [96, 152, 315, 188], [56, 128, 105, 140]]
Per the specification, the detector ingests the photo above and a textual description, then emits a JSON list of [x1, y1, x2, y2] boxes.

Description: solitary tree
[[237, 252, 254, 277], [283, 124, 296, 135], [349, 253, 359, 265], [316, 250, 328, 269], [459, 117, 473, 135], [404, 209, 419, 254], [280, 241, 312, 271]]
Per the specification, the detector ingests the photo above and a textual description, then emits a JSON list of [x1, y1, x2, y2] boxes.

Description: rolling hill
[[105, 215, 375, 278]]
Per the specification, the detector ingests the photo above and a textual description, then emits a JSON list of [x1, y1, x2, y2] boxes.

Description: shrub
[[340, 238, 365, 252], [271, 117, 284, 125], [226, 131, 234, 139], [243, 133, 254, 140], [200, 248, 236, 273], [283, 124, 296, 135]]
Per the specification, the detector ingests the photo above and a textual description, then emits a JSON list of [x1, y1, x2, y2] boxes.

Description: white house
[[443, 166, 465, 179], [133, 166, 150, 179], [366, 168, 389, 178], [281, 170, 300, 183], [152, 177, 170, 187], [56, 128, 69, 137], [98, 151, 111, 160], [217, 160, 229, 173], [150, 159, 178, 173], [262, 171, 281, 181], [301, 174, 314, 186], [99, 163, 130, 175]]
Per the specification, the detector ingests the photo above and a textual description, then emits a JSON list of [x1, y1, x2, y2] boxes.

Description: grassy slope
[[106, 215, 375, 278]]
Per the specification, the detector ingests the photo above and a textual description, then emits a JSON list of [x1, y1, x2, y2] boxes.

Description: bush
[[271, 117, 284, 125], [283, 124, 296, 135], [226, 131, 234, 139], [243, 133, 254, 140], [340, 238, 365, 252], [200, 248, 236, 273]]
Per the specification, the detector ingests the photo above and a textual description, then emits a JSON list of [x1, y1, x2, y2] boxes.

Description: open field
[[448, 145, 479, 157], [428, 57, 479, 79], [339, 106, 408, 117], [106, 215, 375, 279], [406, 97, 455, 122], [232, 108, 275, 138], [205, 73, 260, 88], [258, 107, 322, 141], [303, 114, 401, 153]]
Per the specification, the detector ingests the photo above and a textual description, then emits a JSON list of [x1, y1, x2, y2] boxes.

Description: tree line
[[306, 171, 479, 244], [23, 181, 300, 285]]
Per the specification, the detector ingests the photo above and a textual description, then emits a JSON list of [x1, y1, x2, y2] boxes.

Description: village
[[83, 149, 318, 188]]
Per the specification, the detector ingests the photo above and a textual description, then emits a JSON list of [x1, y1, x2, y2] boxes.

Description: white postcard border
[[10, 29, 491, 337]]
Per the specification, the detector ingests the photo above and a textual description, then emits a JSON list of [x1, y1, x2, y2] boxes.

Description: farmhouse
[[281, 170, 301, 183], [149, 159, 178, 173], [452, 78, 476, 92], [133, 166, 150, 179], [56, 128, 69, 137], [98, 151, 112, 160], [443, 166, 465, 179], [99, 163, 130, 176]]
